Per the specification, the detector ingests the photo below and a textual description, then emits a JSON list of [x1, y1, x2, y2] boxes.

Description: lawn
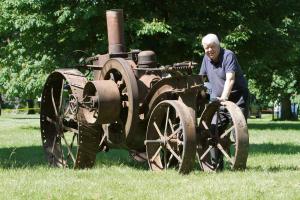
[[0, 112, 299, 200]]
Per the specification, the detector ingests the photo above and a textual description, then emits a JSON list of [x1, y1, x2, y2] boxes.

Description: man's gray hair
[[202, 33, 220, 46]]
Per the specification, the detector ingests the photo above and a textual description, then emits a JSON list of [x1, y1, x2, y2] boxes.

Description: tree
[[0, 0, 299, 119], [235, 1, 300, 120]]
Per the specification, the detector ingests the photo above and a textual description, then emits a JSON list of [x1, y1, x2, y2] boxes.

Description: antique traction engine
[[40, 9, 249, 174]]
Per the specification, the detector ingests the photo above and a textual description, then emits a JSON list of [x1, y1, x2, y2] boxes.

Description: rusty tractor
[[40, 9, 249, 174]]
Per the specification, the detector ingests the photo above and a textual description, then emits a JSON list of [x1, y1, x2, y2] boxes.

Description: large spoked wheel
[[145, 100, 196, 174], [197, 101, 249, 172], [41, 72, 81, 168], [99, 58, 139, 140]]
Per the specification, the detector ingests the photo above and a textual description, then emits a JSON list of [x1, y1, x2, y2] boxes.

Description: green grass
[[0, 112, 299, 200]]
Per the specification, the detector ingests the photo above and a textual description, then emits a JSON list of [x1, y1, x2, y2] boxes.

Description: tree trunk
[[27, 99, 35, 114], [280, 95, 293, 120]]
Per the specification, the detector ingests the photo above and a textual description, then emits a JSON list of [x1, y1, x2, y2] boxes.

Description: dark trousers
[[210, 91, 249, 169]]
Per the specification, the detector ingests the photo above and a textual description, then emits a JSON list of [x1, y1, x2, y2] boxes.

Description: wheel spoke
[[153, 122, 164, 139], [51, 88, 58, 117], [61, 134, 76, 163], [69, 133, 77, 149], [231, 140, 236, 146], [200, 145, 213, 161], [67, 133, 77, 160], [166, 143, 182, 163], [46, 116, 56, 124], [202, 161, 215, 170], [201, 120, 209, 130], [167, 154, 174, 168], [220, 125, 234, 139], [217, 143, 234, 165], [168, 119, 175, 135], [59, 79, 65, 114], [59, 138, 65, 167], [164, 106, 170, 136], [150, 146, 163, 162], [99, 133, 107, 148], [167, 125, 182, 141], [51, 135, 57, 155]]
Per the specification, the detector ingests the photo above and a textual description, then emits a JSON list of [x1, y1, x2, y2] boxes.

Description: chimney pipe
[[106, 9, 126, 54]]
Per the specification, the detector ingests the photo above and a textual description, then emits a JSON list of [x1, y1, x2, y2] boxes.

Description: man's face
[[203, 42, 220, 62]]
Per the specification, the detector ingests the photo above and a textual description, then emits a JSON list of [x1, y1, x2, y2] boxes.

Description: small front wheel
[[145, 100, 196, 174]]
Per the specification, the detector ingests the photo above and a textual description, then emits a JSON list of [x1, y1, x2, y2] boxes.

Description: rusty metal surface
[[137, 50, 157, 68], [141, 75, 203, 116], [106, 9, 125, 54], [223, 101, 249, 169], [75, 110, 102, 169], [82, 80, 120, 124], [40, 69, 87, 167], [99, 58, 139, 145], [145, 100, 196, 174], [40, 9, 249, 174], [196, 101, 249, 171]]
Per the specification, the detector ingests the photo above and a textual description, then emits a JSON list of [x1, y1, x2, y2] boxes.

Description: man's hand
[[216, 97, 228, 105], [216, 96, 228, 102]]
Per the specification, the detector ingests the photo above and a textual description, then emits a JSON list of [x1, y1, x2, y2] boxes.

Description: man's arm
[[218, 72, 235, 101], [199, 58, 207, 75]]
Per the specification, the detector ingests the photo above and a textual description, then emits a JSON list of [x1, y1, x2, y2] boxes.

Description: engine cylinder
[[83, 80, 120, 124]]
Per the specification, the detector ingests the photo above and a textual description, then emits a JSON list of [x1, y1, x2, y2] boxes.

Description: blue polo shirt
[[199, 48, 248, 104]]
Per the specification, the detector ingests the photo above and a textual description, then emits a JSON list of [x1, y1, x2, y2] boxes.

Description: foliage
[[0, 0, 299, 117], [0, 0, 109, 99], [136, 19, 172, 37]]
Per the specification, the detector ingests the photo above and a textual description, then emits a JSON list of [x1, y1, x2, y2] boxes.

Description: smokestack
[[106, 9, 126, 54]]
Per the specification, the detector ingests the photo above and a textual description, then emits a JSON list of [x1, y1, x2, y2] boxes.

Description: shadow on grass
[[247, 165, 299, 172], [0, 146, 148, 170], [250, 143, 300, 154], [20, 125, 40, 130], [0, 146, 45, 168], [248, 123, 300, 130], [95, 149, 148, 170], [1, 143, 298, 171], [11, 117, 40, 120]]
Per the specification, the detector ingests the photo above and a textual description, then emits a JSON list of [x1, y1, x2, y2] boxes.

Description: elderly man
[[199, 33, 249, 170]]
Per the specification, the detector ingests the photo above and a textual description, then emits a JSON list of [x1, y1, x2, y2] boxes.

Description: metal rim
[[196, 101, 249, 171], [41, 72, 80, 168], [145, 100, 196, 174], [75, 117, 103, 169], [99, 58, 139, 139]]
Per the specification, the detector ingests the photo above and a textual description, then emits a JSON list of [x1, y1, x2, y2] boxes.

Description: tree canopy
[[0, 0, 299, 118]]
